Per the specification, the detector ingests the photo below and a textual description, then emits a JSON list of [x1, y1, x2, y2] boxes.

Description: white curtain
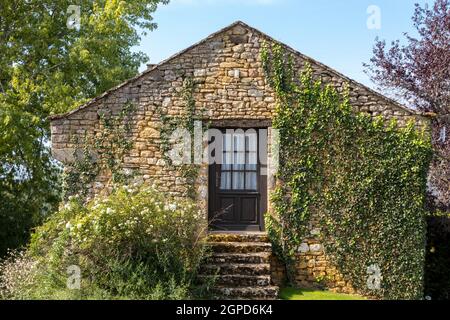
[[220, 131, 257, 190]]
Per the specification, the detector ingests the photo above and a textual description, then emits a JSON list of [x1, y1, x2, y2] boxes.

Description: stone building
[[50, 21, 431, 299]]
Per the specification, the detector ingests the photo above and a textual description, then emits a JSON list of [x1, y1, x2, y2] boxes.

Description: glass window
[[246, 152, 257, 170], [232, 172, 245, 190], [234, 151, 245, 170], [222, 152, 232, 170], [220, 131, 259, 191], [246, 172, 257, 190], [246, 133, 257, 152], [220, 172, 231, 190]]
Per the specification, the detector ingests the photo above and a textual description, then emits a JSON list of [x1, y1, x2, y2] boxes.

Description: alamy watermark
[[67, 265, 81, 290], [438, 126, 446, 144], [67, 5, 81, 30], [166, 122, 279, 176], [366, 264, 382, 290], [367, 5, 382, 30]]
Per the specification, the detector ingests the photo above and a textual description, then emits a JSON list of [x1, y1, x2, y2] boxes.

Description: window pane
[[246, 133, 257, 152], [232, 172, 245, 190], [222, 152, 232, 170], [234, 152, 245, 170], [245, 172, 257, 190], [234, 134, 245, 152], [220, 172, 231, 190], [223, 134, 232, 151], [246, 152, 257, 170]]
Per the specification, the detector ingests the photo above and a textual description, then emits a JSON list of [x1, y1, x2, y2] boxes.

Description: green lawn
[[280, 287, 366, 300]]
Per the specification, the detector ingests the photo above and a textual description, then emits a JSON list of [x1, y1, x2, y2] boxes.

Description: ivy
[[95, 101, 136, 184], [262, 43, 433, 299], [64, 101, 136, 199], [63, 134, 99, 199], [160, 77, 205, 200]]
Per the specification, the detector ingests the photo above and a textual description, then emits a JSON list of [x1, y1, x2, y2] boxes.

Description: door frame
[[207, 127, 268, 231]]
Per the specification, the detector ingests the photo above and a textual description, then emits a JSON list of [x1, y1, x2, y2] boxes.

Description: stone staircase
[[199, 232, 279, 300]]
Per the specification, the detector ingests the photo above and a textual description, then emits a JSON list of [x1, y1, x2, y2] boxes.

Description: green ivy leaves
[[262, 43, 432, 299]]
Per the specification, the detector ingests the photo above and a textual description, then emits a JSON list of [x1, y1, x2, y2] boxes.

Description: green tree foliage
[[262, 43, 432, 299], [0, 0, 168, 257], [365, 0, 449, 211]]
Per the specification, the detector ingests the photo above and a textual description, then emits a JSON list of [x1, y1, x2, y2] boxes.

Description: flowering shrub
[[0, 250, 38, 299], [1, 185, 209, 299]]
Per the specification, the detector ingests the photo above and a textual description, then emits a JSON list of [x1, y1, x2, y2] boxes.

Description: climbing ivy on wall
[[160, 77, 205, 200], [262, 43, 433, 299], [64, 101, 136, 199]]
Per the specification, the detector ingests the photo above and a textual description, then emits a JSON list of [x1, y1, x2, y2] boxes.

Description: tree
[[365, 0, 449, 211], [0, 0, 168, 257]]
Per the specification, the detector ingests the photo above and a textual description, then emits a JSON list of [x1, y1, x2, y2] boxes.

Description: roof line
[[235, 22, 426, 117], [49, 21, 245, 120], [50, 20, 427, 120]]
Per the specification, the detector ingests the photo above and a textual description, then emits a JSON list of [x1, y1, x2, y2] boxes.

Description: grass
[[280, 287, 366, 300]]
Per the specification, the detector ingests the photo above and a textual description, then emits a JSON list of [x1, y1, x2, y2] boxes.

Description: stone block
[[229, 35, 249, 45], [248, 89, 264, 97], [298, 243, 309, 253], [140, 128, 159, 139]]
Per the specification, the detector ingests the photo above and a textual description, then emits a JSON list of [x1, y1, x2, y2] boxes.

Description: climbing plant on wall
[[64, 101, 136, 199], [160, 77, 205, 200], [262, 43, 433, 299]]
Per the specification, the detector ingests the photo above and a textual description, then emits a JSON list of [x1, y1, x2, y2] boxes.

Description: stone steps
[[200, 233, 279, 300], [207, 233, 269, 243], [208, 252, 270, 264], [201, 263, 271, 276], [213, 286, 279, 300], [198, 274, 272, 287], [206, 242, 272, 254]]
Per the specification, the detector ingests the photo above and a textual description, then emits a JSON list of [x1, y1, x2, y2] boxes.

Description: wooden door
[[208, 129, 266, 231]]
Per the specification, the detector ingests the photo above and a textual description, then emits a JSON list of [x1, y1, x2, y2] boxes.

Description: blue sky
[[136, 0, 429, 89]]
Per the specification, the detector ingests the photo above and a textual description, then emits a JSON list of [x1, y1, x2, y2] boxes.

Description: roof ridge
[[233, 22, 425, 116], [49, 21, 246, 120], [49, 20, 425, 120]]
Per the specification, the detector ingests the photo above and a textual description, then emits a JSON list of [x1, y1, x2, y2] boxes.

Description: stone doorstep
[[206, 241, 272, 254], [207, 231, 269, 243]]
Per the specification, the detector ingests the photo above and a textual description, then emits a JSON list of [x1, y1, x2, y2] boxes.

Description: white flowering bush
[[0, 250, 38, 299], [1, 185, 210, 299]]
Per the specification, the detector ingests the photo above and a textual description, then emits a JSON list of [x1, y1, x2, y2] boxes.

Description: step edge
[[206, 242, 272, 246], [202, 263, 271, 268]]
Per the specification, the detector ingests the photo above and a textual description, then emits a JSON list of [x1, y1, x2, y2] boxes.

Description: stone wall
[[269, 237, 356, 294], [50, 22, 430, 295], [293, 238, 356, 294]]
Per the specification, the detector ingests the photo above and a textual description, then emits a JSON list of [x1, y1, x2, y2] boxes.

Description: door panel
[[240, 197, 257, 223], [219, 197, 235, 222]]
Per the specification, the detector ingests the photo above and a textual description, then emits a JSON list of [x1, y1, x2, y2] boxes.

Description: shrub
[[0, 185, 210, 300], [262, 43, 432, 299], [0, 250, 39, 299]]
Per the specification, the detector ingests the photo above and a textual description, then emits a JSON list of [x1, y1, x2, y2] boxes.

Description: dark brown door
[[208, 129, 267, 231]]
